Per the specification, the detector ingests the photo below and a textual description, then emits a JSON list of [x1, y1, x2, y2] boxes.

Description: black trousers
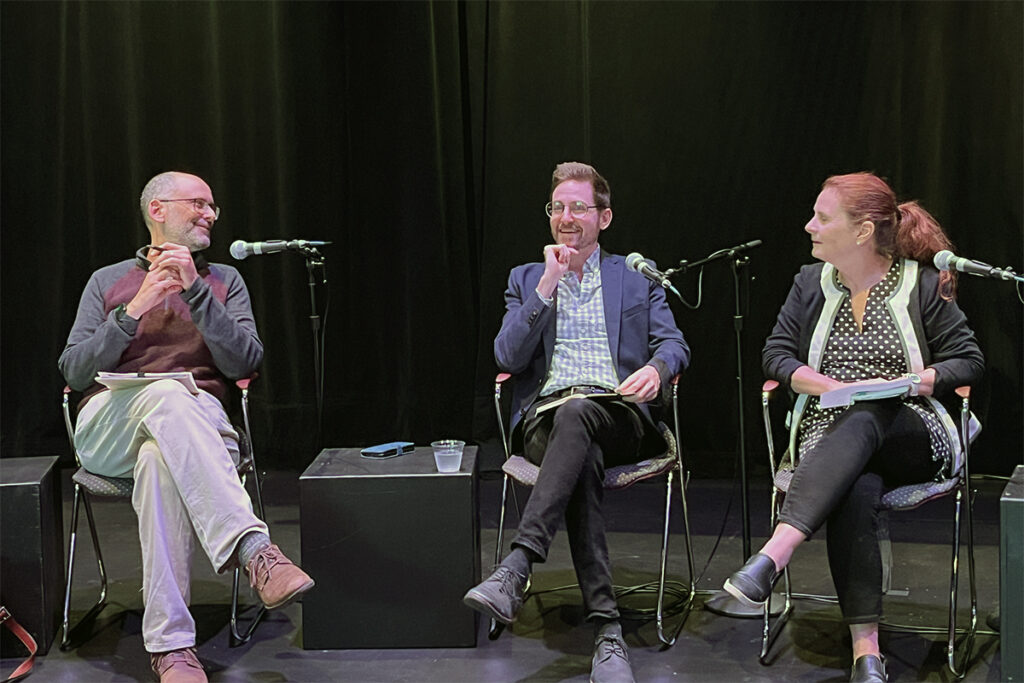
[[511, 395, 650, 622], [779, 399, 944, 623]]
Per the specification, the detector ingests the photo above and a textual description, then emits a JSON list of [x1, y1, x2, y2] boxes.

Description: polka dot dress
[[797, 260, 952, 478]]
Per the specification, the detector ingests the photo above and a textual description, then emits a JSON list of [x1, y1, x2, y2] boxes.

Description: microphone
[[725, 239, 763, 254], [229, 239, 331, 260], [933, 250, 1019, 281], [626, 252, 673, 288]]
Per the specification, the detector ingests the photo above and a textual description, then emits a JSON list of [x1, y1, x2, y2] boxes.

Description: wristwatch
[[905, 372, 922, 396], [114, 302, 139, 330]]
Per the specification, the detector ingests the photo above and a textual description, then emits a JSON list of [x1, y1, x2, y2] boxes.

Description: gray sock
[[595, 618, 622, 640], [237, 531, 272, 569], [501, 546, 533, 577]]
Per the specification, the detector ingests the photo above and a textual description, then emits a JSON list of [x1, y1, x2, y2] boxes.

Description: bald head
[[140, 172, 203, 227], [139, 172, 216, 251]]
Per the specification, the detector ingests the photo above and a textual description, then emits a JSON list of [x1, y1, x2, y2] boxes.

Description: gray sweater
[[59, 252, 263, 408]]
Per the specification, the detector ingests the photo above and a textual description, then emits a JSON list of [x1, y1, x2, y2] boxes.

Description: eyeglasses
[[545, 200, 601, 218], [158, 197, 221, 220]]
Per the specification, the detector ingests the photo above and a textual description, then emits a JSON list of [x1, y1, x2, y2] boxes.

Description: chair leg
[[758, 566, 793, 665], [946, 484, 978, 679], [654, 389, 697, 646], [656, 468, 696, 647], [61, 486, 109, 650], [240, 387, 266, 521], [964, 486, 979, 637], [488, 473, 513, 640], [230, 387, 268, 647], [230, 567, 266, 646], [60, 485, 82, 649], [759, 495, 794, 665], [675, 467, 697, 600], [655, 471, 675, 645]]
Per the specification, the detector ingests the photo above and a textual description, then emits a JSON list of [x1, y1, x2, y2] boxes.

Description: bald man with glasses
[[59, 171, 313, 683]]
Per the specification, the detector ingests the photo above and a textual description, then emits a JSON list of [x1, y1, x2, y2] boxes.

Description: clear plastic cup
[[430, 439, 465, 473]]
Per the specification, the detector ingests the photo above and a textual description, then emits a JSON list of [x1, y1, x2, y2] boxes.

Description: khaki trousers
[[74, 379, 267, 652]]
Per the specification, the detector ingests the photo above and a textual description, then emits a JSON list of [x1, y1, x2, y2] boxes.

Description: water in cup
[[431, 439, 465, 473]]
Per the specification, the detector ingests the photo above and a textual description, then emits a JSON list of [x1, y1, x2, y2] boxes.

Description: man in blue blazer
[[464, 162, 689, 683]]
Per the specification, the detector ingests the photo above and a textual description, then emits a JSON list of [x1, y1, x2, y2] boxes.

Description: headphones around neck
[[134, 246, 208, 271]]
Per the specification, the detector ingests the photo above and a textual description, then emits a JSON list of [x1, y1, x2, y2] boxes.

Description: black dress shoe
[[723, 552, 781, 608], [850, 654, 887, 682], [462, 566, 527, 624]]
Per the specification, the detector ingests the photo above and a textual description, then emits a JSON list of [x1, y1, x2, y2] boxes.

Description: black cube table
[[300, 446, 479, 649]]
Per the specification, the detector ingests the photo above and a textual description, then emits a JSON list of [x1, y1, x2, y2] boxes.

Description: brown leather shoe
[[150, 647, 207, 683], [246, 543, 315, 609]]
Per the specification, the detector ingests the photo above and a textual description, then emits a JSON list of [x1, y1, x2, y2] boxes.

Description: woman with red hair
[[723, 172, 984, 682]]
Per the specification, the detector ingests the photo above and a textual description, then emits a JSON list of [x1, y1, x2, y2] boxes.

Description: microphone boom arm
[[667, 240, 762, 276]]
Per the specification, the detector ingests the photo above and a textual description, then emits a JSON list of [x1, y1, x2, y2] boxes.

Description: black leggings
[[778, 399, 944, 623]]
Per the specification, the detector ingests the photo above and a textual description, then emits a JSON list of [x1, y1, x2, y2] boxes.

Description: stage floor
[[3, 469, 1006, 682]]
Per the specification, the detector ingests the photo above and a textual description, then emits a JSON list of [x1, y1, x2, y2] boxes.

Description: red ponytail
[[823, 173, 957, 300]]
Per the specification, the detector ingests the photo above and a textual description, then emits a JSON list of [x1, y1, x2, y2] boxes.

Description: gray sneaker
[[462, 566, 527, 624], [590, 633, 635, 683]]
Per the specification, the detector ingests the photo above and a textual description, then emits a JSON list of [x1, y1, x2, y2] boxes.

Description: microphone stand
[[669, 241, 782, 618], [680, 248, 752, 555], [298, 245, 327, 448]]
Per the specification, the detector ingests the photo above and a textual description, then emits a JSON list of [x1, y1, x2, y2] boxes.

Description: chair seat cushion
[[501, 454, 678, 490], [880, 476, 960, 510], [72, 467, 134, 498], [71, 422, 253, 499], [774, 459, 962, 512], [603, 455, 678, 490], [501, 456, 542, 486], [501, 422, 679, 491]]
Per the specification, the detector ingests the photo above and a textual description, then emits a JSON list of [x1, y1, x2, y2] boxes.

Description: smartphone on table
[[360, 441, 415, 459]]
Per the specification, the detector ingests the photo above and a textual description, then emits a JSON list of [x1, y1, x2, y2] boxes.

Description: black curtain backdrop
[[3, 1, 1021, 479]]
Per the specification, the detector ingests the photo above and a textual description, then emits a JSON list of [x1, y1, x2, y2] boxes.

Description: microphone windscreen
[[229, 240, 249, 260], [933, 250, 954, 271], [625, 252, 645, 272]]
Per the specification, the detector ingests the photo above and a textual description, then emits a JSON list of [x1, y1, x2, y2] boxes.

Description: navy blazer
[[494, 249, 690, 436]]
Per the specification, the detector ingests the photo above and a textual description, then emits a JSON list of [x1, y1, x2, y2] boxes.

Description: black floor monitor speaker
[[1001, 464, 1023, 682], [1, 456, 63, 656]]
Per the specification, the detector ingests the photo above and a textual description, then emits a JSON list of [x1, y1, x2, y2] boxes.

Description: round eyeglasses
[[158, 197, 221, 220], [545, 200, 601, 218]]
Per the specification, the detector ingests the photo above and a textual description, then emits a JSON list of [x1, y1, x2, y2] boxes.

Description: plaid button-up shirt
[[539, 249, 620, 397]]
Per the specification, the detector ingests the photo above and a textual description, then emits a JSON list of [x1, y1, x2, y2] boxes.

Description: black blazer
[[762, 260, 984, 428]]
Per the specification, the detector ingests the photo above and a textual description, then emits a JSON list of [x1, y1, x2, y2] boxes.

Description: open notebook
[[819, 375, 916, 409], [95, 371, 199, 395]]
